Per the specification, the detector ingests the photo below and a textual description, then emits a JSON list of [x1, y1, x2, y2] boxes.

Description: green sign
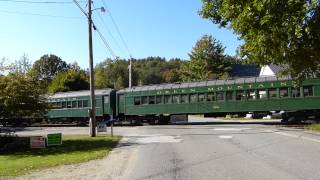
[[47, 133, 62, 146]]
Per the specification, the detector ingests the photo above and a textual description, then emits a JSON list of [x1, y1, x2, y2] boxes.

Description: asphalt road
[[13, 124, 320, 180]]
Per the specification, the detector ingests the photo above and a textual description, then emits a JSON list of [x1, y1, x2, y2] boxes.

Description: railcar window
[[142, 96, 148, 105], [72, 101, 77, 108], [292, 88, 301, 98], [217, 92, 224, 101], [258, 90, 267, 99], [236, 91, 245, 101], [83, 100, 89, 108], [67, 101, 72, 108], [134, 97, 141, 105], [104, 96, 109, 103], [62, 101, 67, 108], [269, 89, 277, 99], [149, 96, 155, 104], [303, 86, 313, 97], [181, 94, 188, 103], [207, 93, 215, 102], [199, 93, 205, 102], [226, 91, 233, 101], [279, 88, 289, 98], [56, 102, 62, 109], [78, 101, 83, 108], [172, 95, 180, 103], [246, 90, 256, 100], [190, 94, 197, 103], [156, 96, 163, 104], [164, 95, 171, 104]]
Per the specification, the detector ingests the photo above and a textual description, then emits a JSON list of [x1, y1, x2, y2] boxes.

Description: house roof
[[230, 64, 260, 77], [268, 64, 288, 74]]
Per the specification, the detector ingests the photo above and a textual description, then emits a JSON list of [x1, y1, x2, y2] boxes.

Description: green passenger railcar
[[116, 76, 320, 123], [47, 89, 116, 123]]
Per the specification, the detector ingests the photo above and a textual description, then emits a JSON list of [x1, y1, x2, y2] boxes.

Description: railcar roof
[[118, 76, 292, 93], [49, 89, 113, 99]]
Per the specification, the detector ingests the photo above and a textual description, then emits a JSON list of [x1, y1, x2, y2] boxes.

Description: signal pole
[[88, 0, 96, 137]]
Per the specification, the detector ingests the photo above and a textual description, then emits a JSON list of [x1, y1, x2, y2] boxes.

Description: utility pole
[[129, 58, 132, 88], [88, 0, 96, 137]]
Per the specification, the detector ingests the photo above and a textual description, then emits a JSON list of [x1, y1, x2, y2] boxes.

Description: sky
[[0, 0, 242, 69]]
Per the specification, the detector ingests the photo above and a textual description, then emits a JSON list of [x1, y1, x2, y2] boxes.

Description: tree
[[8, 54, 32, 75], [30, 54, 69, 82], [180, 35, 230, 81], [0, 74, 47, 124], [48, 69, 89, 93], [200, 0, 320, 78]]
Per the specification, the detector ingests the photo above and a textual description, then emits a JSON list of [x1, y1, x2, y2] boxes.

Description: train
[[47, 76, 320, 125]]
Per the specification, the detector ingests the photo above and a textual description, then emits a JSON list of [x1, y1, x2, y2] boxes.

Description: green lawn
[[306, 124, 320, 132], [0, 135, 121, 176]]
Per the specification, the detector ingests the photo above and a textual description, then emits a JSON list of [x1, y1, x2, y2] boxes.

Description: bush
[[0, 133, 30, 152]]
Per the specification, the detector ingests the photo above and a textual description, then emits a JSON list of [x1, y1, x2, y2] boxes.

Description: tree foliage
[[48, 69, 89, 93], [200, 0, 320, 78], [30, 54, 69, 82], [180, 35, 231, 81], [0, 74, 47, 121], [95, 57, 185, 89]]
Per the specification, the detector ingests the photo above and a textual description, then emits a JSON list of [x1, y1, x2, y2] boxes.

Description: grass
[[306, 124, 320, 132], [0, 135, 121, 176]]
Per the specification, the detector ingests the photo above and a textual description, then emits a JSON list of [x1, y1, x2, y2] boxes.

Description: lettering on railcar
[[217, 87, 223, 91], [154, 81, 291, 94], [281, 82, 287, 86]]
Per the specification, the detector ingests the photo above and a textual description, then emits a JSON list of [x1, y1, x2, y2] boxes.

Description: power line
[[102, 0, 133, 58], [72, 0, 117, 59], [72, 0, 88, 18], [93, 4, 125, 56], [0, 0, 85, 4], [95, 26, 117, 59], [0, 9, 82, 19]]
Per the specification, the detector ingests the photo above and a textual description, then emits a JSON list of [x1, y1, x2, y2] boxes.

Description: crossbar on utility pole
[[88, 0, 96, 137]]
